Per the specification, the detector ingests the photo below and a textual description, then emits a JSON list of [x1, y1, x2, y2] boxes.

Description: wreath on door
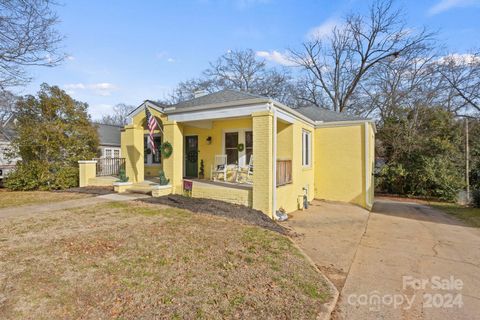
[[160, 141, 173, 159], [237, 143, 244, 152]]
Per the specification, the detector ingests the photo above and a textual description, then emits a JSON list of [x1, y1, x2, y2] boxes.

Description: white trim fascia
[[168, 104, 269, 122], [275, 108, 296, 124], [128, 101, 165, 118], [78, 160, 97, 164], [270, 101, 315, 126]]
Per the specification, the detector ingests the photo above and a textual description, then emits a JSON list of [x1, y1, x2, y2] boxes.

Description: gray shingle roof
[[162, 89, 367, 123], [170, 89, 267, 110], [96, 123, 122, 147], [294, 105, 366, 122]]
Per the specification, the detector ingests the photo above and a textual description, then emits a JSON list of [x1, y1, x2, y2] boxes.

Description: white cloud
[[437, 53, 480, 65], [167, 58, 175, 63], [66, 55, 75, 61], [307, 18, 341, 40], [428, 0, 480, 15], [256, 50, 297, 66], [63, 82, 117, 96]]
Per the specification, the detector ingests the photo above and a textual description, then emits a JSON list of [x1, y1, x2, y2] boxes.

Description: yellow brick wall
[[275, 120, 315, 213], [78, 161, 96, 187], [314, 123, 373, 208], [252, 111, 273, 217], [151, 186, 173, 197], [191, 183, 252, 207], [144, 164, 161, 177]]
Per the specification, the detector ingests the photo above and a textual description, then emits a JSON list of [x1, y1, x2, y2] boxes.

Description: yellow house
[[79, 89, 375, 219]]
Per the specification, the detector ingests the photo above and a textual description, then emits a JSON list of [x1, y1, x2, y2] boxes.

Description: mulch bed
[[139, 195, 289, 235], [58, 186, 115, 195]]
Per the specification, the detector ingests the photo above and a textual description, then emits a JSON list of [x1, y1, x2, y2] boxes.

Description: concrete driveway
[[285, 198, 480, 320]]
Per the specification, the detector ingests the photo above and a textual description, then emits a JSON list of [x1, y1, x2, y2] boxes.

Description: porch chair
[[236, 155, 253, 183], [211, 154, 228, 181]]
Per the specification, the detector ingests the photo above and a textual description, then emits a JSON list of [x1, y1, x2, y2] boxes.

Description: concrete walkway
[[285, 199, 480, 320], [0, 193, 150, 219]]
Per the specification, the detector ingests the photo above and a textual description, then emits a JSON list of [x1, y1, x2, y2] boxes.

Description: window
[[105, 148, 112, 158], [225, 132, 238, 165], [245, 131, 253, 164], [302, 130, 311, 167], [114, 149, 120, 158]]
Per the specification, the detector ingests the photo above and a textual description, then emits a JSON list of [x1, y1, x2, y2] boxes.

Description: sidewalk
[[0, 193, 150, 219]]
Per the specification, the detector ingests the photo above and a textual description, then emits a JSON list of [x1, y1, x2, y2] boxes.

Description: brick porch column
[[162, 120, 183, 194], [121, 124, 144, 183], [252, 111, 274, 218]]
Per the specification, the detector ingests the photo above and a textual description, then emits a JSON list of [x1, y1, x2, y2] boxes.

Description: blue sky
[[15, 0, 480, 120]]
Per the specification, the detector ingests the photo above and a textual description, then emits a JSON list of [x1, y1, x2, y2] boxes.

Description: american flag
[[145, 107, 159, 154]]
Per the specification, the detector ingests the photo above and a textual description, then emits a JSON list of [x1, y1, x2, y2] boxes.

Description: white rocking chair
[[211, 154, 228, 181], [236, 156, 253, 183]]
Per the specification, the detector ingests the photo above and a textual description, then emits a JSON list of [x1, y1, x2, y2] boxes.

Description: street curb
[[287, 236, 339, 320]]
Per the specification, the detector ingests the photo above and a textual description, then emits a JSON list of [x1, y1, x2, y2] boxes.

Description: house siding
[[314, 123, 375, 209]]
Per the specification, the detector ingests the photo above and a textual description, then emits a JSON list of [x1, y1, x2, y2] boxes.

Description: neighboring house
[[0, 116, 20, 185], [79, 89, 376, 219], [96, 123, 122, 158]]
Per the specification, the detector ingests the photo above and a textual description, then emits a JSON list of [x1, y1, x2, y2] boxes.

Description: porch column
[[162, 120, 183, 194], [121, 124, 144, 183], [252, 111, 274, 218]]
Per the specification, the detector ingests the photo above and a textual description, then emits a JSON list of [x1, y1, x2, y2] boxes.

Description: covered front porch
[[120, 101, 296, 218]]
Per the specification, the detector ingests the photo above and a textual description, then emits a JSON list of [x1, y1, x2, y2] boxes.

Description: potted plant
[[199, 159, 205, 179]]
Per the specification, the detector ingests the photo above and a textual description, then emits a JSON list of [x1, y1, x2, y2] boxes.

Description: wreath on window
[[237, 143, 244, 152], [160, 141, 173, 159]]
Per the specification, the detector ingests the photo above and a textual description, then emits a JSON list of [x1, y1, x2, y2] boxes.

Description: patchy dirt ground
[[60, 186, 115, 195], [141, 195, 289, 235], [0, 201, 331, 319], [0, 189, 91, 209]]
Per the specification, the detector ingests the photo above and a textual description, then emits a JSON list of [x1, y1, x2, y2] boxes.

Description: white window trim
[[302, 129, 312, 168], [102, 147, 121, 159], [222, 128, 252, 167]]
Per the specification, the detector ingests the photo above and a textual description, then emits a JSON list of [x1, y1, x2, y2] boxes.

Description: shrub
[[5, 161, 79, 191]]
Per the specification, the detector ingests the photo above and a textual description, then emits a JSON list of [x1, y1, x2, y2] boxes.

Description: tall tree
[[6, 84, 98, 190], [437, 52, 480, 114], [290, 0, 433, 112], [170, 49, 294, 104], [101, 103, 135, 126], [0, 0, 63, 88]]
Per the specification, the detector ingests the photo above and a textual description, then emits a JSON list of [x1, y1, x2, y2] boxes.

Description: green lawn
[[0, 201, 331, 319], [431, 202, 480, 228], [0, 190, 90, 209]]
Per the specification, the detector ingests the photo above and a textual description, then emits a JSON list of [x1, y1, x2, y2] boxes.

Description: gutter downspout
[[364, 122, 371, 209]]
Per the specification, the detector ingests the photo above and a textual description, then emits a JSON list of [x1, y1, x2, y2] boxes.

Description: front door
[[185, 136, 198, 178]]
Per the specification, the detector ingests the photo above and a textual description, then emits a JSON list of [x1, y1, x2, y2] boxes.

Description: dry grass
[[0, 201, 331, 319], [430, 202, 480, 228], [0, 190, 90, 209]]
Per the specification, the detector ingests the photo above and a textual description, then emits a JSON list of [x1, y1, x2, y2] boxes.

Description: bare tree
[[437, 52, 480, 114], [170, 49, 294, 104], [0, 0, 64, 88], [290, 0, 434, 112], [101, 103, 135, 126]]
